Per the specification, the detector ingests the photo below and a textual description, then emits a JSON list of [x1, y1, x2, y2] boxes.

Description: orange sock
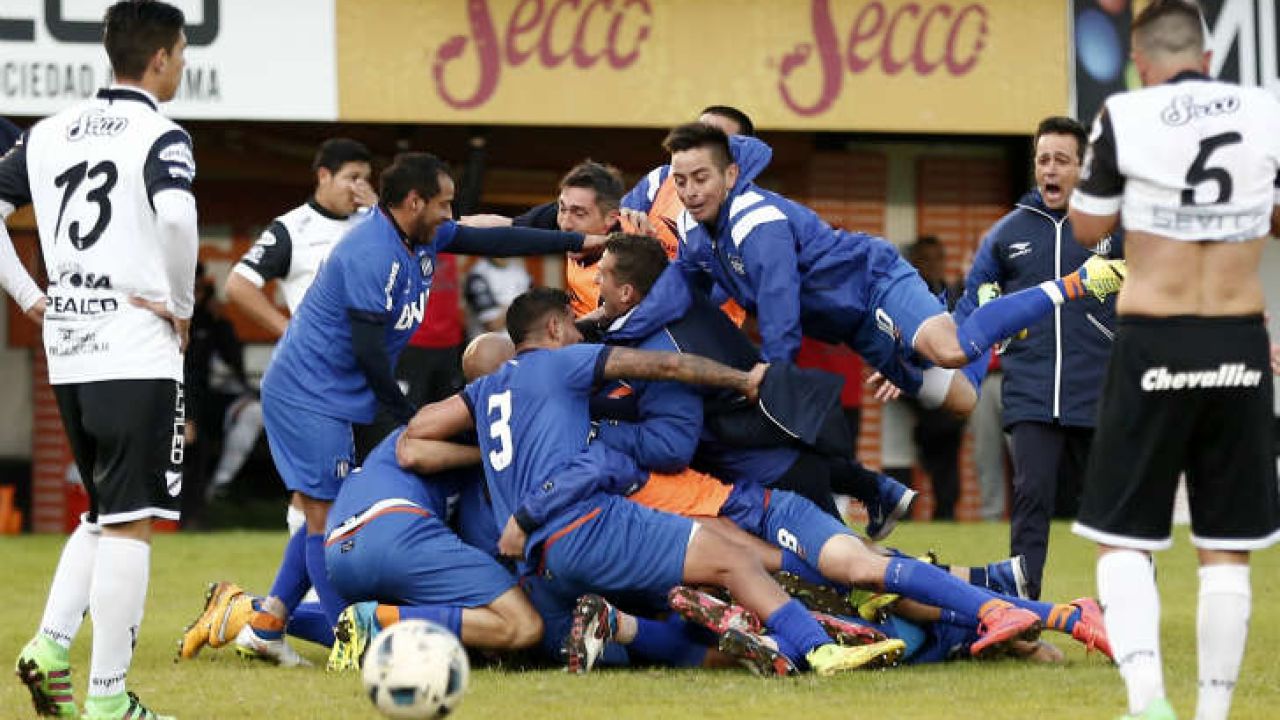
[[375, 604, 400, 629], [1058, 271, 1086, 301]]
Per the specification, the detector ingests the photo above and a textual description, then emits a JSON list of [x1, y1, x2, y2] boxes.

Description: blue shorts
[[262, 395, 354, 502], [723, 484, 850, 563], [326, 510, 514, 608], [849, 252, 947, 395]]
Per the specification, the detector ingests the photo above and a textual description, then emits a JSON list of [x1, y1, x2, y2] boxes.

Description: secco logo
[[432, 0, 653, 109], [776, 0, 989, 116], [1140, 364, 1263, 392]]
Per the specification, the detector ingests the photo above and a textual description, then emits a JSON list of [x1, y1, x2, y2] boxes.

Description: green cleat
[[14, 635, 77, 718], [327, 602, 379, 672], [1116, 697, 1177, 720], [1079, 255, 1128, 301], [805, 639, 906, 676], [82, 691, 174, 720]]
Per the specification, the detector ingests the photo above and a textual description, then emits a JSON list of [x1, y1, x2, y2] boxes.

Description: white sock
[[1098, 549, 1165, 714], [1195, 564, 1251, 720], [212, 400, 262, 486], [88, 537, 150, 698], [38, 519, 101, 649]]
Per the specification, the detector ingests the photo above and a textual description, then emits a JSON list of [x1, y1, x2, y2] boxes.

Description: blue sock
[[961, 349, 990, 389], [399, 605, 464, 637], [304, 533, 347, 626], [954, 286, 1056, 360], [267, 528, 311, 612], [968, 567, 989, 589], [770, 630, 804, 669], [883, 557, 1004, 623], [764, 599, 829, 661], [626, 616, 708, 668], [939, 608, 977, 629], [287, 602, 335, 647]]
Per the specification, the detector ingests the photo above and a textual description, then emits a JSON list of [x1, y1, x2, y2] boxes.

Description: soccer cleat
[[1068, 597, 1113, 661], [176, 581, 254, 661], [563, 594, 616, 674], [328, 602, 379, 672], [233, 624, 311, 667], [82, 691, 174, 720], [717, 629, 796, 677], [1116, 697, 1178, 720], [14, 636, 77, 718], [773, 571, 856, 616], [849, 589, 900, 624], [985, 556, 1031, 599], [668, 586, 762, 635], [864, 474, 917, 542], [810, 612, 888, 646], [970, 605, 1042, 658], [1079, 255, 1128, 302], [805, 638, 907, 676]]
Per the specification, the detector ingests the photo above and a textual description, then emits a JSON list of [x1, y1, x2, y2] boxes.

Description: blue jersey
[[462, 344, 647, 548], [328, 428, 477, 532], [263, 208, 460, 423]]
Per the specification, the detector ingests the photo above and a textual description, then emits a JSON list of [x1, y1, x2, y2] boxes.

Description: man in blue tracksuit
[[954, 117, 1121, 600], [661, 124, 1127, 419], [591, 233, 915, 539]]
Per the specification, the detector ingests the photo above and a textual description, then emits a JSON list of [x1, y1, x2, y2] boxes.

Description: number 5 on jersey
[[487, 391, 514, 471]]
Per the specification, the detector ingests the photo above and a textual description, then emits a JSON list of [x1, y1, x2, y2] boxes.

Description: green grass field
[[2, 522, 1276, 719]]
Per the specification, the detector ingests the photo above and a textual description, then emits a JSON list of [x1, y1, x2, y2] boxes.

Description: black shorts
[[53, 379, 185, 525], [1074, 315, 1279, 551]]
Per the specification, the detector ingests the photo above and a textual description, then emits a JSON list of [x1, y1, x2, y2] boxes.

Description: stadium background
[[0, 0, 1277, 533]]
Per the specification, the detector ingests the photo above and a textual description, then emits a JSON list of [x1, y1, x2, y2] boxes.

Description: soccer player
[[1068, 3, 1280, 719], [1, 3, 195, 717], [404, 287, 939, 676], [661, 123, 1128, 416], [238, 154, 608, 666], [958, 116, 1123, 600]]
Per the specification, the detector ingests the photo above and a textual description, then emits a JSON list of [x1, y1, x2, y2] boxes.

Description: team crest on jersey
[[729, 254, 746, 275], [420, 255, 434, 278], [1095, 235, 1113, 256]]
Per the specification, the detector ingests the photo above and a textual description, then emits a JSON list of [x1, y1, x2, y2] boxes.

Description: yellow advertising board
[[336, 0, 1069, 133]]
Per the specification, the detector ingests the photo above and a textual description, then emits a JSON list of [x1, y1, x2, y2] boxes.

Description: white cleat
[[232, 624, 312, 667]]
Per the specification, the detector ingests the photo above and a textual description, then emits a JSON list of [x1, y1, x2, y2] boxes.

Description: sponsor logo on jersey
[[1161, 93, 1240, 127], [384, 261, 401, 311], [47, 328, 108, 357], [49, 295, 119, 316], [1140, 363, 1263, 392], [1008, 241, 1032, 260], [64, 110, 128, 141], [874, 307, 900, 341], [51, 264, 111, 289], [394, 289, 429, 330], [159, 142, 196, 180]]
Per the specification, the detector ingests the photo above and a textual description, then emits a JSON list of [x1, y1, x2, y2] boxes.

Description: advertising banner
[[0, 0, 337, 120]]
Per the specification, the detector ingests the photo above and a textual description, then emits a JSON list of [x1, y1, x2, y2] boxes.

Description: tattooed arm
[[601, 347, 767, 402]]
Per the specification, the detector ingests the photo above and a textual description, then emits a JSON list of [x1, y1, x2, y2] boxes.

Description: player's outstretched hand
[[498, 515, 528, 560], [744, 362, 768, 403], [572, 234, 609, 262], [866, 371, 903, 403], [619, 208, 657, 238], [130, 296, 191, 353], [24, 296, 46, 326], [459, 213, 513, 229]]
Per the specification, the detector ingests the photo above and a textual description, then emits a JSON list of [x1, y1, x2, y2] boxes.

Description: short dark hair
[[313, 138, 372, 174], [559, 160, 625, 213], [700, 105, 755, 137], [662, 122, 733, 169], [103, 1, 185, 80], [1132, 0, 1204, 56], [1033, 116, 1088, 163], [506, 288, 571, 345], [379, 152, 451, 206], [604, 233, 669, 296]]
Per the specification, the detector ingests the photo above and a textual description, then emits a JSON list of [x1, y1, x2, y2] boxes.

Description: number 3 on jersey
[[54, 160, 117, 250], [487, 391, 514, 471]]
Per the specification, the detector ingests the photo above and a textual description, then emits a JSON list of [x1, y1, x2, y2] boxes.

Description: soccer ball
[[361, 620, 469, 720]]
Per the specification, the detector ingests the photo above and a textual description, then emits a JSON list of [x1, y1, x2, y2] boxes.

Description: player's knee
[[915, 315, 967, 368], [939, 375, 977, 418], [510, 612, 544, 650]]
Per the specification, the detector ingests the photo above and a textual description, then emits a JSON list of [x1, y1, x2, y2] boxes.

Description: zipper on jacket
[[1016, 203, 1067, 420]]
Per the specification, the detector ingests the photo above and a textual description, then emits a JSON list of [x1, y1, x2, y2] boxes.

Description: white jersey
[[0, 86, 196, 383], [463, 258, 531, 328], [232, 200, 364, 313], [1074, 71, 1280, 242]]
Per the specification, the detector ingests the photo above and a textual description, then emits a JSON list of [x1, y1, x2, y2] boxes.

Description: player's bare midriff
[[1116, 230, 1268, 317]]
